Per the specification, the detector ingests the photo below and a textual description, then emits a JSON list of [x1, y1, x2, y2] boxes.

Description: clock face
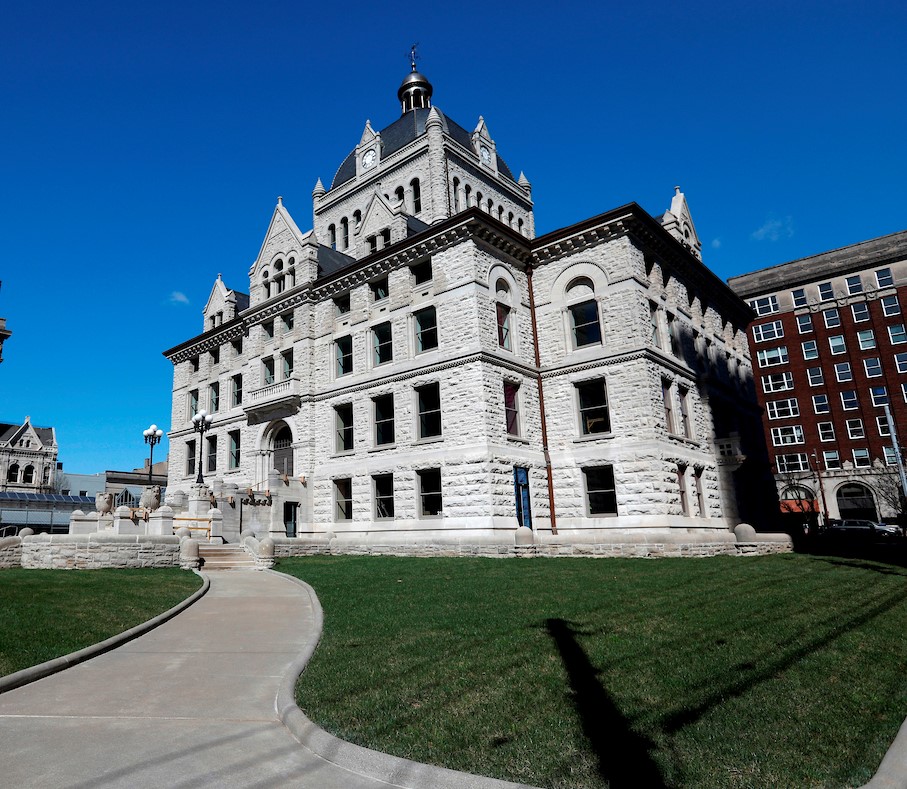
[[362, 149, 376, 169], [480, 145, 491, 163]]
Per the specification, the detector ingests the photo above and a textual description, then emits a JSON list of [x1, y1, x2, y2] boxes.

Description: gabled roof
[[0, 419, 55, 448]]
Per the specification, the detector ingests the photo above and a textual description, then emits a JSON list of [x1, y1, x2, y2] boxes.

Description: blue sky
[[1, 0, 905, 474]]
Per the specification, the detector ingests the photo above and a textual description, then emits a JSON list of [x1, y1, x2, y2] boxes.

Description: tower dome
[[397, 66, 432, 115]]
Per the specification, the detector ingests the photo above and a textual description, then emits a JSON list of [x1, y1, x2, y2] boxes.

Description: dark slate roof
[[234, 292, 250, 312], [317, 245, 357, 279], [0, 422, 54, 446], [331, 107, 517, 189]]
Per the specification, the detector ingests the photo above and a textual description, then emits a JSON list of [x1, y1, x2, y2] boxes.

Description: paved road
[[0, 570, 399, 788]]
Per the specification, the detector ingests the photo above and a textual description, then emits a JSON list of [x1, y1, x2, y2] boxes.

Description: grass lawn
[[282, 554, 907, 789], [0, 568, 202, 677]]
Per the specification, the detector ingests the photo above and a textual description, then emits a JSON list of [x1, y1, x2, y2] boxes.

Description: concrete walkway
[[0, 570, 532, 789]]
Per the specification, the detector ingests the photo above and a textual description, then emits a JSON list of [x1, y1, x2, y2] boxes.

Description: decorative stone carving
[[140, 485, 162, 511], [95, 492, 114, 516]]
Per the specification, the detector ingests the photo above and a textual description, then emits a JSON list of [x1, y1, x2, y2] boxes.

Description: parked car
[[817, 519, 902, 543]]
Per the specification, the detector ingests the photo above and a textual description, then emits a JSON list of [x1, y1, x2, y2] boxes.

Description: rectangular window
[[903, 382, 907, 403], [334, 293, 351, 315], [416, 382, 442, 438], [824, 450, 841, 470], [504, 381, 521, 436], [877, 268, 894, 288], [372, 322, 393, 365], [667, 313, 680, 357], [829, 335, 846, 355], [845, 275, 863, 295], [771, 425, 805, 446], [414, 306, 439, 352], [896, 352, 907, 373], [792, 288, 808, 307], [186, 440, 196, 476], [889, 324, 907, 345], [846, 419, 865, 439], [818, 421, 835, 441], [370, 277, 389, 302], [762, 372, 795, 393], [282, 311, 294, 332], [884, 446, 899, 465], [677, 465, 690, 516], [417, 468, 443, 516], [853, 448, 871, 468], [262, 357, 275, 385], [882, 295, 901, 316], [497, 303, 513, 350], [662, 379, 674, 432], [373, 474, 394, 519], [864, 357, 883, 378], [858, 329, 877, 350], [807, 367, 824, 386], [374, 393, 395, 445], [796, 314, 813, 334], [577, 379, 610, 434], [188, 389, 199, 419], [678, 388, 693, 438], [818, 282, 834, 301], [210, 346, 220, 365], [834, 362, 852, 382], [841, 390, 859, 410], [650, 303, 662, 348], [823, 308, 841, 328], [749, 295, 779, 315], [411, 260, 433, 285], [753, 320, 784, 342], [569, 300, 602, 347], [335, 335, 353, 376], [231, 374, 242, 407], [851, 302, 870, 322], [812, 394, 830, 413], [263, 321, 274, 339], [777, 453, 810, 473], [206, 435, 217, 472], [209, 382, 220, 412], [190, 356, 199, 372], [871, 386, 889, 406], [766, 398, 799, 420], [758, 346, 789, 366], [281, 350, 294, 379], [583, 466, 617, 515], [335, 403, 354, 452], [801, 341, 818, 360], [693, 469, 706, 517], [334, 478, 353, 521], [232, 338, 243, 356], [877, 415, 892, 436], [229, 430, 240, 469]]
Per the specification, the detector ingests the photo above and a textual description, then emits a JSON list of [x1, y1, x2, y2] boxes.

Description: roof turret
[[397, 51, 432, 114]]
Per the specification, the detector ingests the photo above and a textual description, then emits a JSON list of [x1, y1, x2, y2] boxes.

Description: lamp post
[[191, 410, 213, 485], [142, 424, 164, 484]]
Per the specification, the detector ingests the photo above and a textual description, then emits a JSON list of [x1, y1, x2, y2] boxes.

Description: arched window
[[273, 424, 294, 476], [340, 217, 349, 250], [328, 224, 336, 250], [7, 464, 19, 483], [836, 483, 878, 521], [410, 179, 421, 213], [487, 198, 493, 213], [274, 259, 283, 271], [23, 465, 35, 484], [476, 192, 483, 211], [518, 217, 524, 235], [353, 210, 362, 229], [495, 279, 513, 351], [394, 186, 405, 204], [464, 184, 472, 208], [497, 205, 504, 222], [566, 277, 602, 348], [452, 178, 460, 212], [508, 211, 514, 227]]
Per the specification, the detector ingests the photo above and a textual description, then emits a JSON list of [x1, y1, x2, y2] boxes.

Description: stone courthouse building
[[164, 66, 774, 552]]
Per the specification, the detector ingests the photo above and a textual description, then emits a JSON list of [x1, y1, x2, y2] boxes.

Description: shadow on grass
[[546, 618, 669, 789], [659, 582, 907, 735]]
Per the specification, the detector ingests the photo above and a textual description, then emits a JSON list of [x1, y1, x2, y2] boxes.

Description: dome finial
[[398, 45, 432, 115]]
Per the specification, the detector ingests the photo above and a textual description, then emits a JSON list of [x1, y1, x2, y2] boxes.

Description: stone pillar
[[209, 508, 224, 543], [113, 506, 142, 535], [426, 108, 449, 223], [147, 505, 174, 537]]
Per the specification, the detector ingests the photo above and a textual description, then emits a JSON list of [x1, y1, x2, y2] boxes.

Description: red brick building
[[729, 230, 907, 526]]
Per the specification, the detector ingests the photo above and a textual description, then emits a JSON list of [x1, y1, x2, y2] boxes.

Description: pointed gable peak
[[359, 119, 378, 145], [313, 178, 325, 197], [661, 185, 702, 261]]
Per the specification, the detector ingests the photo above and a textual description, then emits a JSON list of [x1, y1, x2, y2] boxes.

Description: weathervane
[[409, 43, 419, 71]]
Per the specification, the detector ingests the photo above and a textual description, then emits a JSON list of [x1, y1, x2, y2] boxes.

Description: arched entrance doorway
[[836, 483, 878, 521], [272, 424, 294, 476]]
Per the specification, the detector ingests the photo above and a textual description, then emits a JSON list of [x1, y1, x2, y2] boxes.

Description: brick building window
[[884, 447, 899, 465], [753, 320, 784, 342], [853, 449, 871, 468], [823, 450, 841, 470], [877, 268, 894, 288], [829, 335, 846, 355], [801, 341, 818, 360], [877, 415, 892, 436], [870, 386, 889, 406], [841, 390, 859, 410], [882, 295, 900, 316], [583, 466, 617, 515], [771, 425, 805, 446], [796, 315, 813, 333], [766, 398, 799, 420], [792, 288, 808, 307], [749, 295, 779, 315], [851, 303, 870, 322], [834, 362, 852, 382], [762, 372, 794, 393], [889, 325, 907, 345], [896, 352, 907, 373], [818, 282, 834, 301], [846, 419, 865, 439], [846, 275, 863, 295], [777, 453, 810, 473], [858, 330, 876, 350], [823, 308, 840, 328], [812, 394, 830, 413], [865, 358, 883, 378], [807, 367, 824, 386], [818, 422, 835, 441], [758, 346, 789, 366]]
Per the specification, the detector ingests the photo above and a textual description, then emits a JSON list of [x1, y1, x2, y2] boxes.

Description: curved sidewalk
[[0, 570, 532, 789]]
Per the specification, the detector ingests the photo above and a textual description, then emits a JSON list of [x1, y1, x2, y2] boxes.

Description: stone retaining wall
[[20, 534, 182, 570], [0, 536, 22, 568]]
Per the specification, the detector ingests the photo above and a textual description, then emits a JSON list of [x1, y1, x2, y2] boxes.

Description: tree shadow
[[545, 617, 669, 788]]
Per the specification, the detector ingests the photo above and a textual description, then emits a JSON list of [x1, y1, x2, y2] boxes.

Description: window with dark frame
[[335, 403, 354, 452], [504, 381, 520, 436], [207, 435, 217, 472], [370, 277, 389, 302], [569, 299, 602, 347], [584, 466, 617, 515], [373, 322, 393, 365], [336, 335, 353, 376], [416, 383, 442, 438], [576, 379, 610, 435], [373, 474, 394, 519], [334, 478, 353, 521], [186, 440, 196, 476], [229, 431, 240, 469], [414, 306, 438, 352], [374, 393, 395, 445], [411, 259, 432, 284], [418, 468, 443, 516]]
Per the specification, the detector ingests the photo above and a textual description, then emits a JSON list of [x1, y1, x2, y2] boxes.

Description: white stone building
[[163, 67, 775, 552], [0, 417, 57, 493]]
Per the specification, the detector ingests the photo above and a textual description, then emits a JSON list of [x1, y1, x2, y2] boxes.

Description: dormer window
[[411, 179, 421, 213]]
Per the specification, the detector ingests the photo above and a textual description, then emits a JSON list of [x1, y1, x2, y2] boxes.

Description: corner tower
[[311, 64, 534, 260]]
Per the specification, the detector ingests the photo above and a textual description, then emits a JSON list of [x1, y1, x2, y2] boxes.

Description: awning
[[780, 499, 819, 513]]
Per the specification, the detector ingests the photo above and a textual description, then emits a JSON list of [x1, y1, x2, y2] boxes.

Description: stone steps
[[198, 544, 257, 570]]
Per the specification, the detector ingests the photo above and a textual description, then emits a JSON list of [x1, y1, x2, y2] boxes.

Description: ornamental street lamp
[[142, 424, 164, 484], [191, 410, 213, 485]]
